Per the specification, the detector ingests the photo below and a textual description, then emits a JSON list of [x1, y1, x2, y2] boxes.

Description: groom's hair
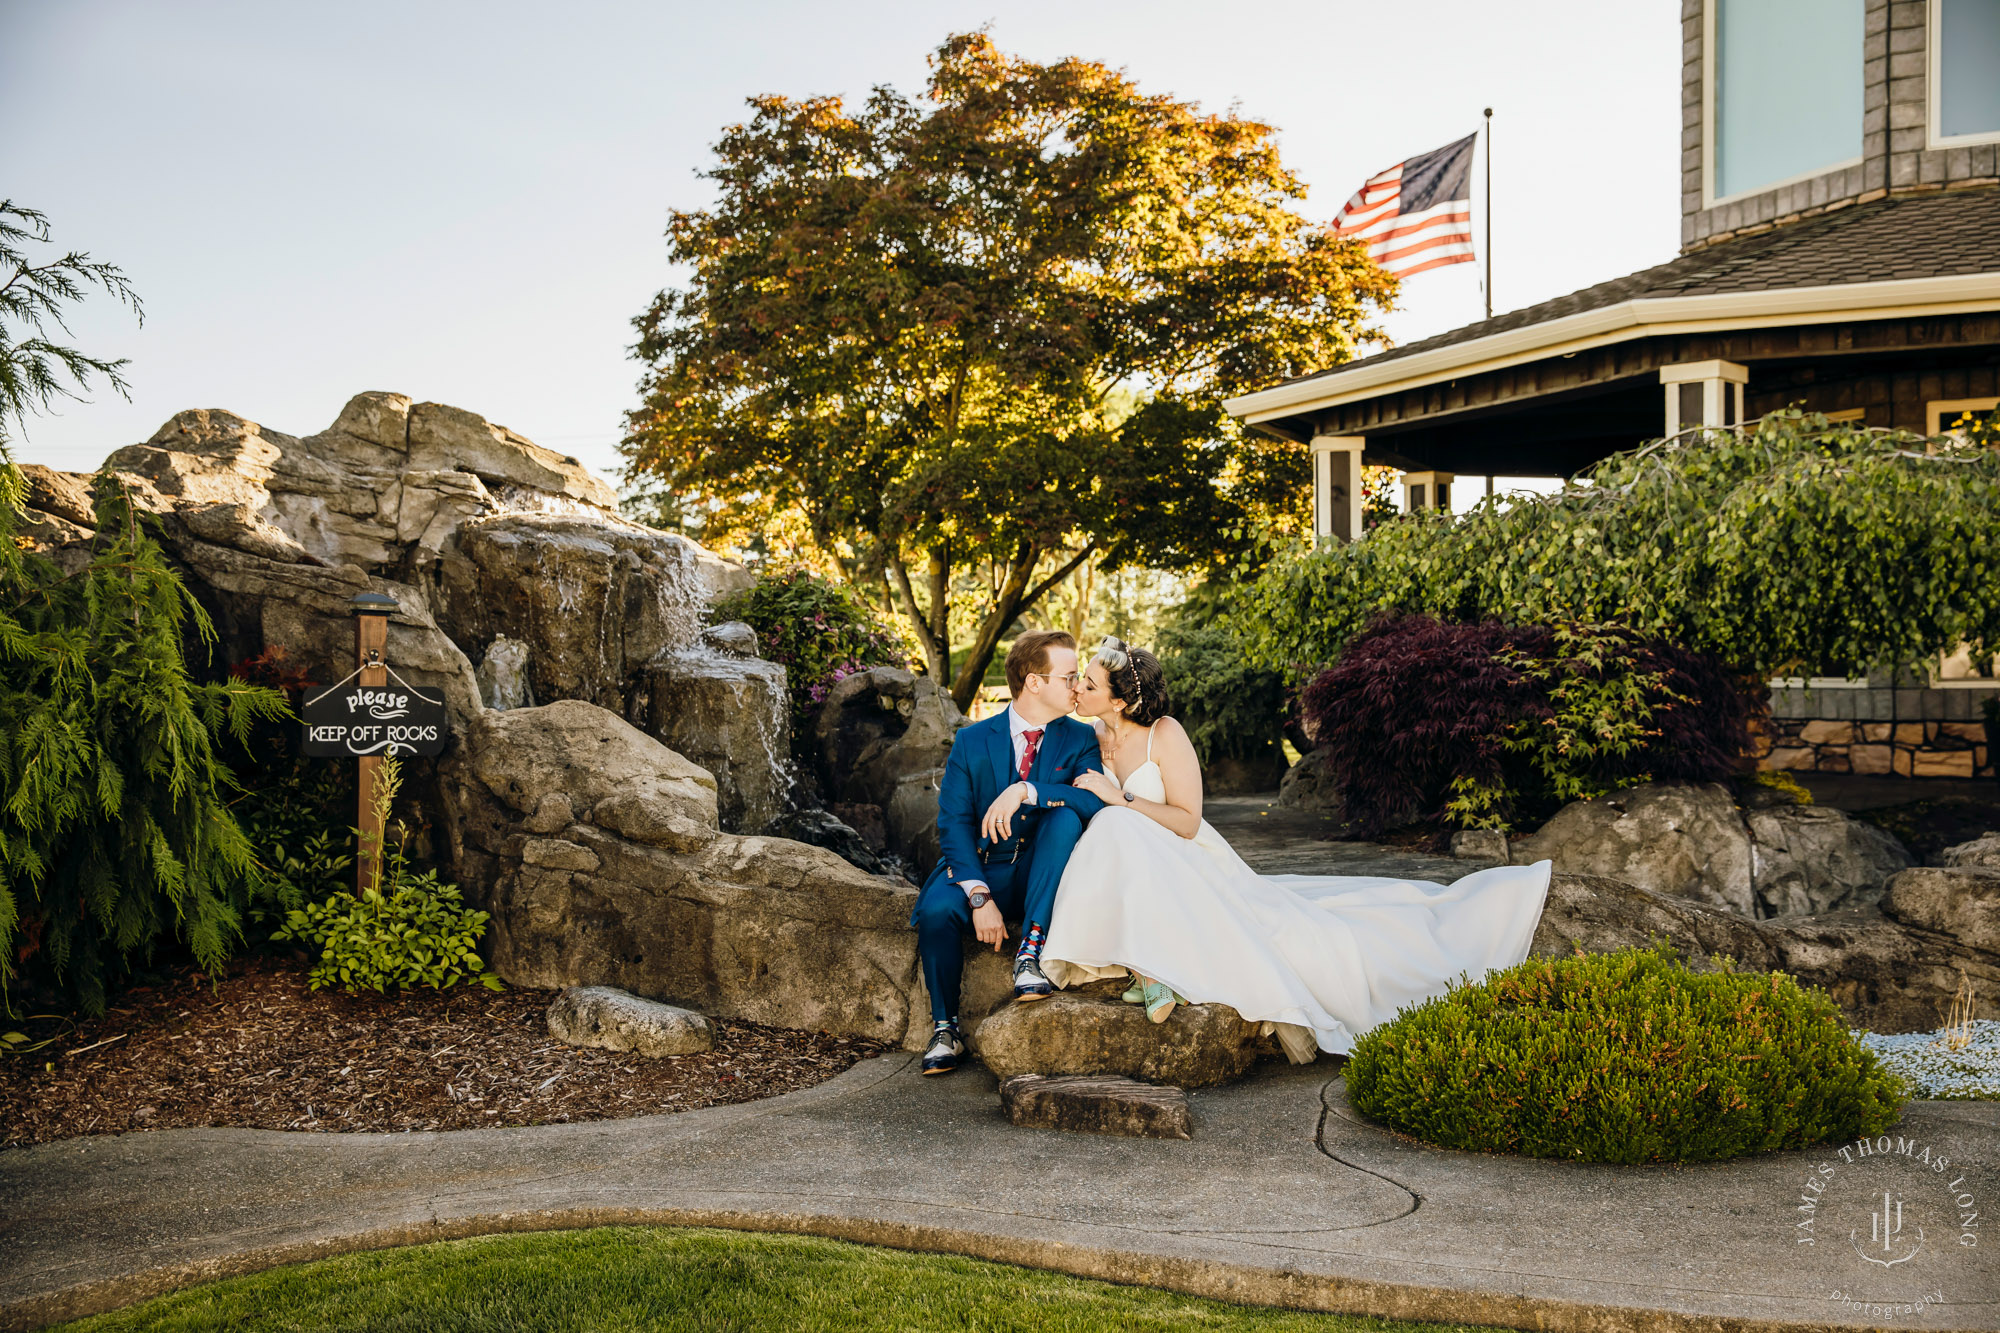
[[1005, 629, 1077, 697]]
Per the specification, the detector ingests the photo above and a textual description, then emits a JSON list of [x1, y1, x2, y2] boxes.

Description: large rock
[[443, 698, 1008, 1050], [1510, 782, 1915, 921], [1942, 833, 2000, 869], [999, 1073, 1192, 1140], [630, 651, 791, 834], [973, 987, 1273, 1088], [546, 985, 715, 1056], [1276, 747, 1337, 812], [1510, 783, 1757, 916], [1202, 750, 1289, 796], [1884, 865, 2000, 956], [813, 666, 965, 865], [1746, 804, 1913, 916], [1531, 873, 2000, 1033]]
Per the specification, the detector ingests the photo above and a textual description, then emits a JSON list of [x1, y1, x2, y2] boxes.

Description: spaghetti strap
[[1145, 725, 1154, 762]]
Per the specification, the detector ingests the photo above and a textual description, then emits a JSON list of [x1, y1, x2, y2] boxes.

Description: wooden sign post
[[351, 591, 396, 894]]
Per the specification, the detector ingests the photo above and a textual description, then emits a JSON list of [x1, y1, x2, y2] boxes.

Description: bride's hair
[[1090, 636, 1171, 727]]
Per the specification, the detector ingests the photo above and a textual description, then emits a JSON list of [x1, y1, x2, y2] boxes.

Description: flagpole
[[1483, 107, 1493, 320]]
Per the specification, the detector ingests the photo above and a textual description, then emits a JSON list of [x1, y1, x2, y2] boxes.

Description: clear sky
[[1, 1, 1682, 482]]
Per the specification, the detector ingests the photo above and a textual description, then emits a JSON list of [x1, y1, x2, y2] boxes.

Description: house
[[1225, 0, 2000, 780]]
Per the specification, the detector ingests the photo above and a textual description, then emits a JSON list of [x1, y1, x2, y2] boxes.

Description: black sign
[[301, 681, 450, 757]]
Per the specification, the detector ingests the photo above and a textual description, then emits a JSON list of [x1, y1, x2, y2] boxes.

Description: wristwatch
[[968, 891, 993, 909], [1123, 790, 1137, 803]]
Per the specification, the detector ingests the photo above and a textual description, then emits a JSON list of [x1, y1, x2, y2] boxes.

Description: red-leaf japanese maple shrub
[[1300, 615, 1750, 834]]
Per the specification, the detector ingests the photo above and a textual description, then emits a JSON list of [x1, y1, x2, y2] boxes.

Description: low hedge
[[1345, 944, 1906, 1164]]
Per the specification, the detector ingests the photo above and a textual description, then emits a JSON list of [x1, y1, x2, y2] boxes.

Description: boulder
[[1530, 873, 2000, 1033], [1276, 747, 1338, 812], [443, 698, 1010, 1050], [1746, 805, 1913, 916], [973, 987, 1273, 1089], [703, 620, 760, 657], [765, 808, 886, 876], [814, 666, 964, 863], [546, 985, 715, 1057], [475, 636, 534, 710], [1510, 783, 1757, 916], [1884, 865, 2000, 956], [1942, 833, 2000, 869], [999, 1073, 1192, 1140]]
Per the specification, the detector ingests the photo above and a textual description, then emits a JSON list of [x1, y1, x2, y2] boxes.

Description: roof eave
[[1223, 273, 2000, 427]]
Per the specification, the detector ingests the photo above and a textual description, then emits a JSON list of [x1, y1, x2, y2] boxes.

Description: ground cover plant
[[0, 957, 888, 1146], [53, 1226, 1494, 1333], [1345, 943, 1906, 1163], [1300, 616, 1748, 833], [1228, 414, 2000, 687]]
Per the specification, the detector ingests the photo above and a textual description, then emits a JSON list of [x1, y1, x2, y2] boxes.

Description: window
[[1708, 0, 1864, 202], [1931, 0, 2000, 147], [1927, 397, 2000, 436]]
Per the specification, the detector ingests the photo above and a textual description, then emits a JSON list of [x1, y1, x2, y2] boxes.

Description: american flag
[[1334, 132, 1478, 279]]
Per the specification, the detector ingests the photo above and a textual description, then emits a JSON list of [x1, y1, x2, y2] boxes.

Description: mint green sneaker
[[1142, 979, 1179, 1024], [1121, 973, 1145, 1004]]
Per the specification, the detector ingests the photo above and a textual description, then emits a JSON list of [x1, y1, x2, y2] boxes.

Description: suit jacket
[[928, 711, 1108, 891]]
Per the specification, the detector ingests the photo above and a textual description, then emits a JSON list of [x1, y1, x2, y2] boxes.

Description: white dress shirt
[[961, 706, 1042, 899]]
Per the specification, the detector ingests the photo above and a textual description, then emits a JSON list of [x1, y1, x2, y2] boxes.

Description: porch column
[[1403, 470, 1455, 513], [1310, 434, 1366, 544], [1660, 359, 1749, 433]]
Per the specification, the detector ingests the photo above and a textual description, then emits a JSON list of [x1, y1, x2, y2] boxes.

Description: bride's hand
[[1074, 769, 1123, 802]]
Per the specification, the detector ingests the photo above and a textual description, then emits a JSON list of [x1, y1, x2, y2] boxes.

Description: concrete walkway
[[4, 1051, 1994, 1332]]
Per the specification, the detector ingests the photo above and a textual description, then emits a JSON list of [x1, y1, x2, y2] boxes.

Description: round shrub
[[1345, 944, 1906, 1164], [711, 568, 910, 750]]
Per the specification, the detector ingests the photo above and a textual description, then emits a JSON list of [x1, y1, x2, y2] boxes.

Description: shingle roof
[[1285, 185, 2000, 388]]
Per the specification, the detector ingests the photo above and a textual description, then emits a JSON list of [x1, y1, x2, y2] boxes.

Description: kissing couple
[[911, 629, 1553, 1075]]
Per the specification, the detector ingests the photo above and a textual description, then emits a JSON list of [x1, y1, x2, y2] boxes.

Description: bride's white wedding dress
[[1040, 726, 1553, 1063]]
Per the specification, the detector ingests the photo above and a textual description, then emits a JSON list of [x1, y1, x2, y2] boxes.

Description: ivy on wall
[[1226, 414, 2000, 683]]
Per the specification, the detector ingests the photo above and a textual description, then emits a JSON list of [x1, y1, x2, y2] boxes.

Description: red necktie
[[1019, 728, 1043, 782]]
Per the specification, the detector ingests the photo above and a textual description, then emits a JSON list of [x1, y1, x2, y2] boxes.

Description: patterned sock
[[1016, 922, 1046, 964], [935, 1016, 958, 1034]]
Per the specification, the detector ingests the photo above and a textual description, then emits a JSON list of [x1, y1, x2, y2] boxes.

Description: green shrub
[[273, 757, 500, 994], [1154, 621, 1289, 765], [712, 567, 910, 747], [1345, 943, 1906, 1163]]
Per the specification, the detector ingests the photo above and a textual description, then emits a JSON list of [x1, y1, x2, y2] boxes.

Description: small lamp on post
[[350, 591, 397, 893]]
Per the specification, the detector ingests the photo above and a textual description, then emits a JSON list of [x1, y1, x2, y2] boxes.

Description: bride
[[1033, 635, 1552, 1064]]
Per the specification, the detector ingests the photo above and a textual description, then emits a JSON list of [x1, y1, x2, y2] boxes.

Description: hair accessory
[[1093, 636, 1130, 671]]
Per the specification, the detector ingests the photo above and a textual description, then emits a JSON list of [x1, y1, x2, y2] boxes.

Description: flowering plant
[[713, 568, 910, 752]]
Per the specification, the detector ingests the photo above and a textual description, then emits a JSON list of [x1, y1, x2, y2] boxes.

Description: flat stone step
[[999, 1073, 1192, 1140]]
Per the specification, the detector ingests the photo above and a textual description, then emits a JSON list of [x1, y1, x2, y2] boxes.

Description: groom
[[911, 629, 1110, 1074]]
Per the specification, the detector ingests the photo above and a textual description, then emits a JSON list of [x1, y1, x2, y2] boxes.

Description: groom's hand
[[971, 900, 1006, 949], [980, 782, 1029, 841]]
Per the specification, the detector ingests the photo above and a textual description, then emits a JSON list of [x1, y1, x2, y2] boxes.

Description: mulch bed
[[0, 957, 891, 1149]]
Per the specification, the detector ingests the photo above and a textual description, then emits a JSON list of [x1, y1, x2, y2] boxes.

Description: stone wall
[[1752, 681, 1997, 779]]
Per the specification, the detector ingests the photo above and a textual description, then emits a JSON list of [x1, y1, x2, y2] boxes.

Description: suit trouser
[[911, 807, 1084, 1024]]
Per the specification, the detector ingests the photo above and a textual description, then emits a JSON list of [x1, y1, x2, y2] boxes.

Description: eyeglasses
[[1030, 671, 1081, 686]]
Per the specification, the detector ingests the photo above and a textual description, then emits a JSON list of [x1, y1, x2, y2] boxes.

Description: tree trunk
[[945, 544, 1097, 713], [888, 553, 947, 681], [1067, 559, 1095, 643]]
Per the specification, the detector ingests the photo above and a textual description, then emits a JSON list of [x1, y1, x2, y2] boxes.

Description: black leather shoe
[[1012, 955, 1054, 1002], [921, 1023, 965, 1075]]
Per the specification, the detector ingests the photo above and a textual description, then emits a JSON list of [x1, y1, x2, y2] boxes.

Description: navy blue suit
[[911, 711, 1108, 1023]]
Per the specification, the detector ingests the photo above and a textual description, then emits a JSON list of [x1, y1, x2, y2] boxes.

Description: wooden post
[[351, 592, 397, 893]]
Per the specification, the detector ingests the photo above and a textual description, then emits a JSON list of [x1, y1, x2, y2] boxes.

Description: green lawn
[[57, 1226, 1491, 1333]]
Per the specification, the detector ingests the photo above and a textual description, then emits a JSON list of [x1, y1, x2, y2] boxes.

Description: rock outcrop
[[1942, 832, 2000, 869], [1532, 873, 1999, 1033], [1275, 747, 1337, 812], [442, 698, 1006, 1050], [1884, 865, 2000, 957], [25, 393, 787, 833], [1509, 782, 1912, 919]]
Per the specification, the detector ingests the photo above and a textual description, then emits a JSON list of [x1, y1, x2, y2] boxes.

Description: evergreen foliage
[[1227, 414, 2000, 684], [1, 478, 289, 1011], [1154, 621, 1290, 766], [1345, 944, 1907, 1163], [1, 200, 289, 1012]]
